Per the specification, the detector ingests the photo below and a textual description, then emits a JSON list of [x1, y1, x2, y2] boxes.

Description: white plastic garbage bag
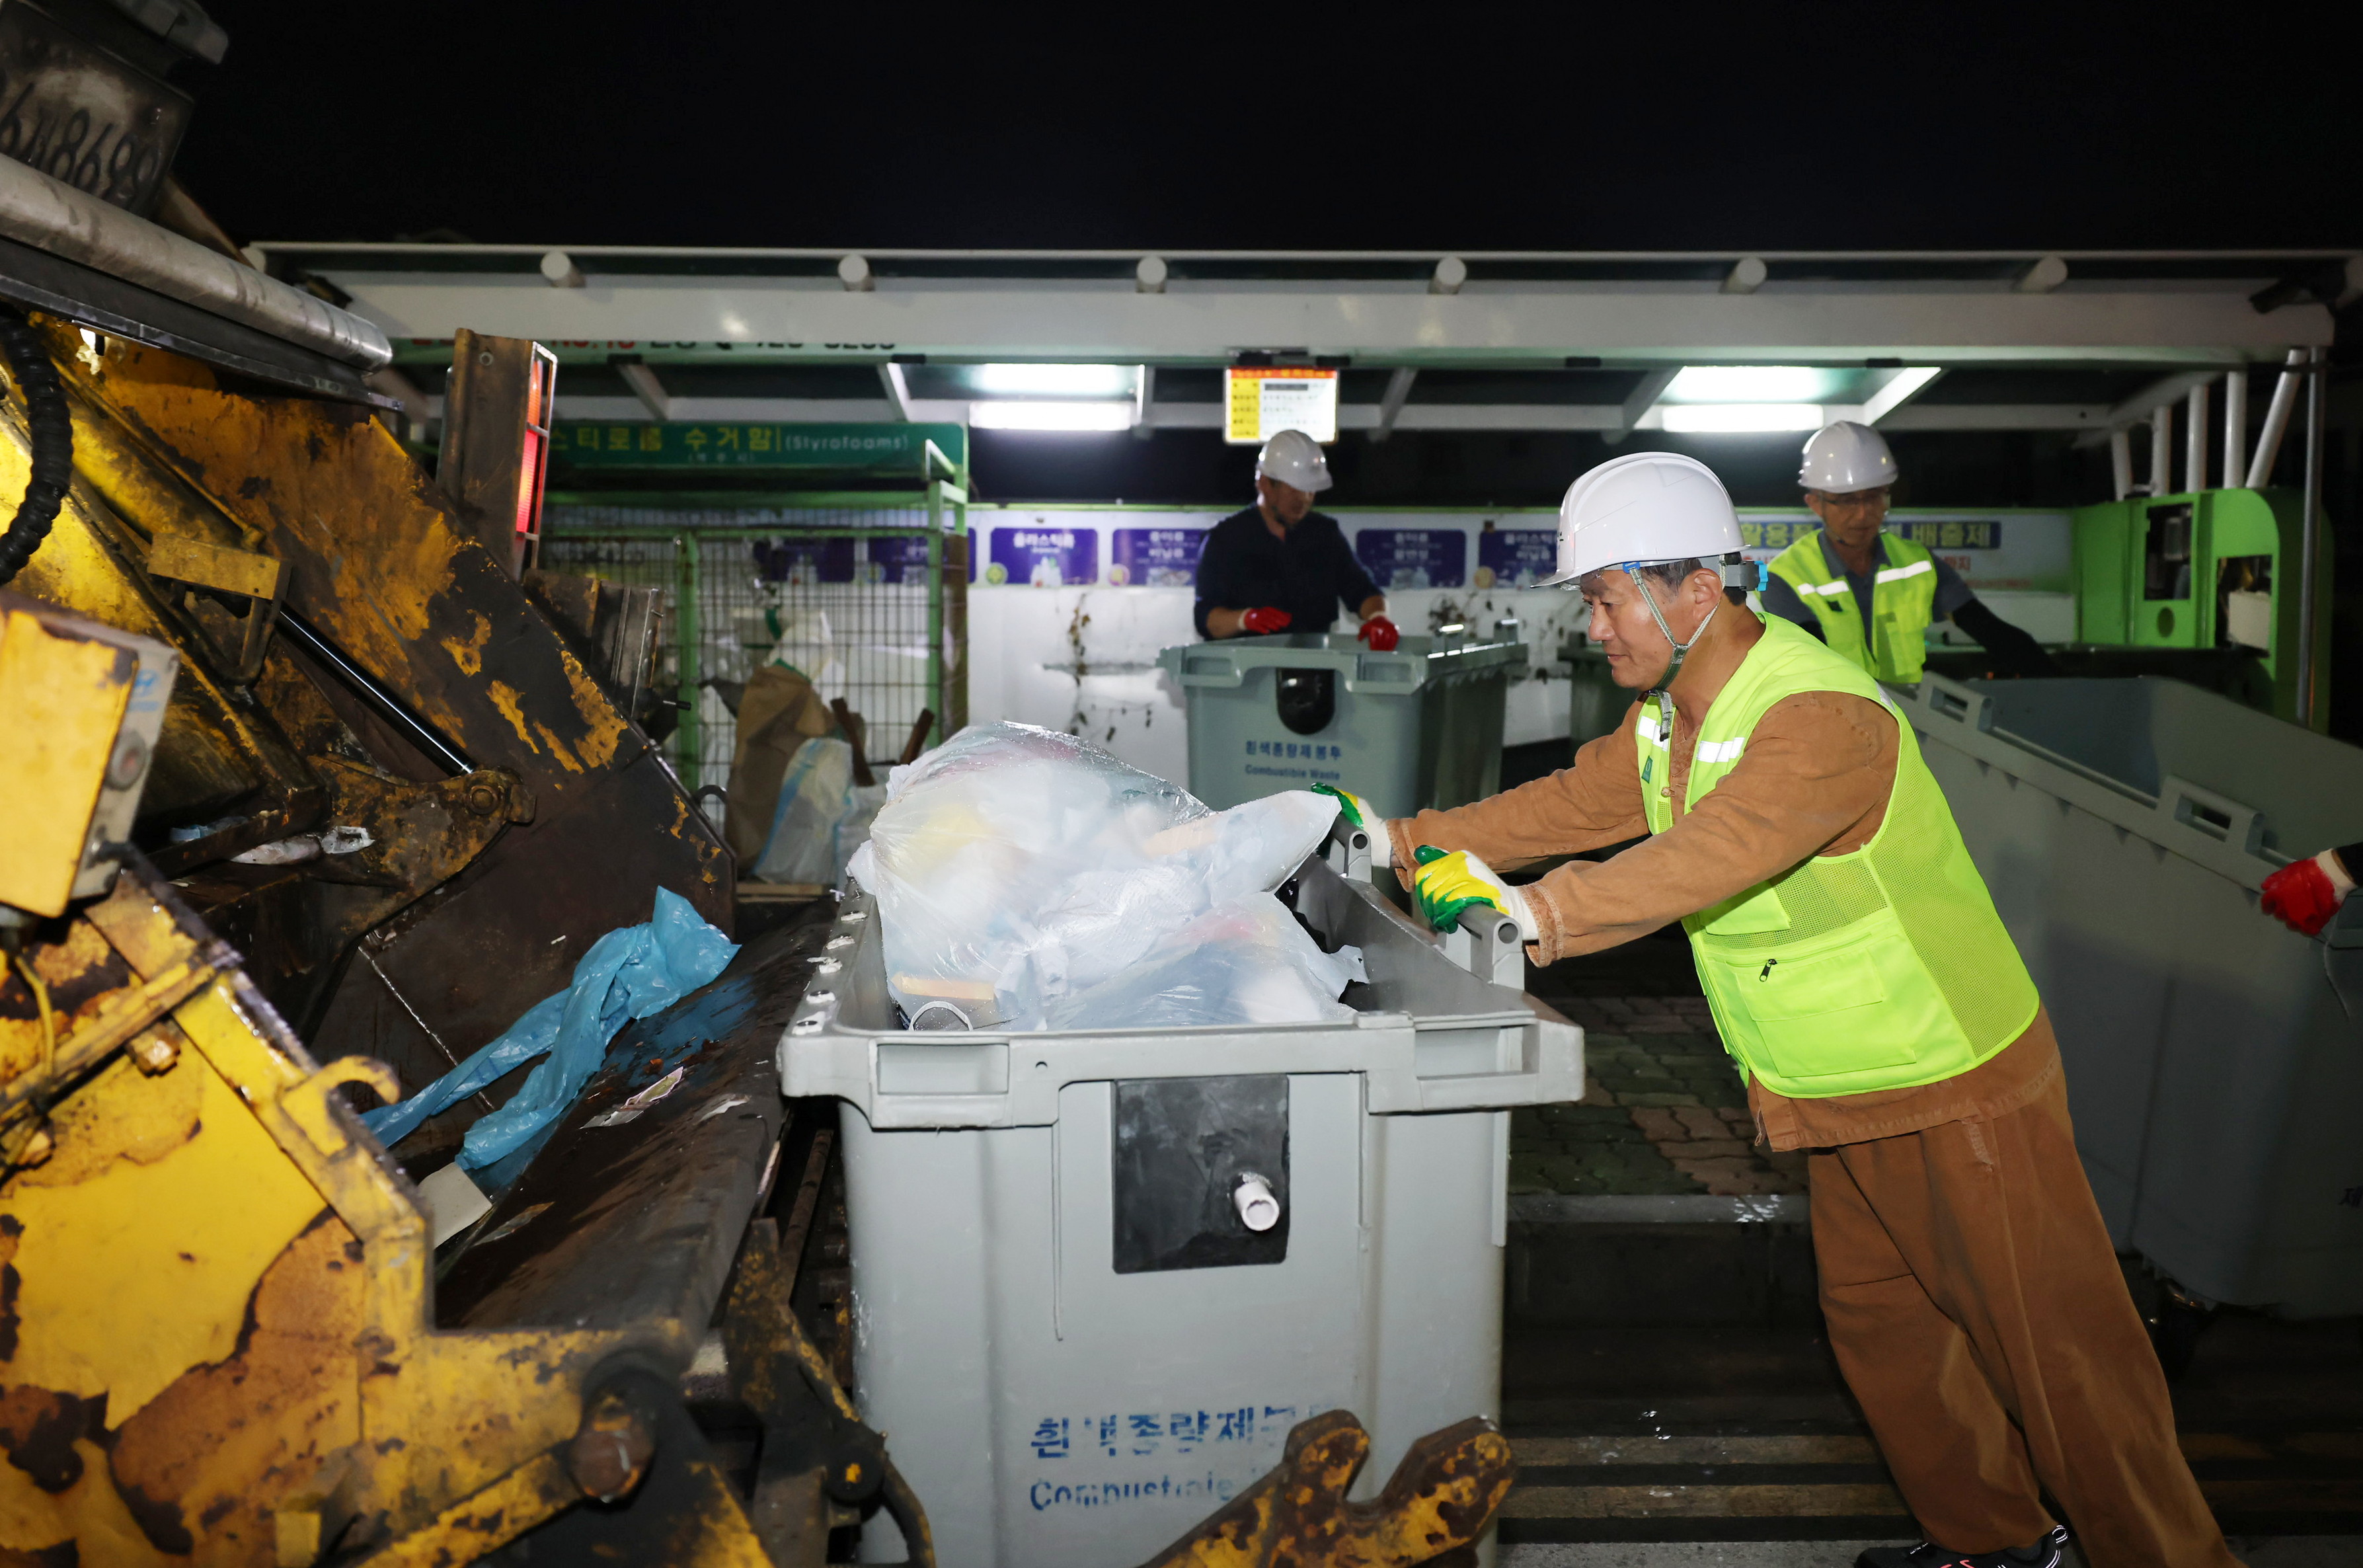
[[766, 606, 845, 705], [847, 723, 1345, 1031], [834, 780, 889, 886], [750, 738, 890, 887], [1042, 897, 1358, 1032]]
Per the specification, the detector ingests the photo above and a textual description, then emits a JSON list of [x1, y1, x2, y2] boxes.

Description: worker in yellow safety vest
[[1316, 451, 2232, 1568], [1762, 421, 2056, 684]]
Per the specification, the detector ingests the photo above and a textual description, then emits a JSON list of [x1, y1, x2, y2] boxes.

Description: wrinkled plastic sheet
[[360, 888, 740, 1169], [751, 736, 888, 887], [1043, 897, 1360, 1031], [846, 722, 1352, 1032]]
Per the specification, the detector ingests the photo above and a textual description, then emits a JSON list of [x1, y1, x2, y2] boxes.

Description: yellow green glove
[[1413, 845, 1539, 940], [1313, 782, 1391, 867]]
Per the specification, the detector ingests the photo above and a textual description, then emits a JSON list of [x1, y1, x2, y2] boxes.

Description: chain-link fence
[[542, 497, 968, 792]]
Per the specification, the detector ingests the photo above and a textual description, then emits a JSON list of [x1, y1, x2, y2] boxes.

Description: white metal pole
[[2110, 428, 2134, 500], [2150, 404, 2173, 496], [2185, 381, 2210, 492], [2245, 347, 2305, 489], [2222, 369, 2248, 491], [2298, 344, 2326, 727]]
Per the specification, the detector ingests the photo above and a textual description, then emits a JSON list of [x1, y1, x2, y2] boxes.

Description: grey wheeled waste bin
[[1902, 674, 2363, 1315], [1560, 643, 1630, 746], [779, 847, 1580, 1568], [1158, 633, 1528, 820]]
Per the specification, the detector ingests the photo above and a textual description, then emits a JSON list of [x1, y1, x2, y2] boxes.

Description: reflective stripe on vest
[[1634, 615, 2038, 1098], [1767, 531, 1940, 684]]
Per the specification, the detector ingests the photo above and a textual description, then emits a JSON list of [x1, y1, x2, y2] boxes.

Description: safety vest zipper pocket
[[1699, 910, 1924, 1082]]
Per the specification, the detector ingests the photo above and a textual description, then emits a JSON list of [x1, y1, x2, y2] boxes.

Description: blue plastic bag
[[360, 887, 740, 1169]]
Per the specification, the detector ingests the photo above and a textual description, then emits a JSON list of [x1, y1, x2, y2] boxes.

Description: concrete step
[[1509, 1194, 1818, 1330], [1501, 1539, 2363, 1568], [1496, 1423, 2363, 1548]]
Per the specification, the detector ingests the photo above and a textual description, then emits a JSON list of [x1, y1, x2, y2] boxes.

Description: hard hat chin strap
[[1625, 566, 1719, 744]]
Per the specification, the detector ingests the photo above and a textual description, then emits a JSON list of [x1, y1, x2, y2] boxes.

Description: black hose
[[0, 308, 72, 588]]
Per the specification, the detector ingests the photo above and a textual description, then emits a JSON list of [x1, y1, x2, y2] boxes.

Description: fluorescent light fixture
[[972, 363, 1134, 397], [1660, 403, 1826, 433], [971, 400, 1135, 432], [1862, 366, 1943, 424], [1665, 366, 1828, 403]]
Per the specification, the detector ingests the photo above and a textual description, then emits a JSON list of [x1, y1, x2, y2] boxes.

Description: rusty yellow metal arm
[[342, 1450, 579, 1568], [0, 861, 652, 1565], [1138, 1411, 1515, 1568], [0, 947, 221, 1124]]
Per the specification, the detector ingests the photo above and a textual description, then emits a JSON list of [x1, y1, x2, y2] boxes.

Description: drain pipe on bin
[[1234, 1173, 1281, 1232]]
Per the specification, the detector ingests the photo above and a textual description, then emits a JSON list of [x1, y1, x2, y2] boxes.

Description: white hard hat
[[1799, 420, 1898, 493], [1256, 428, 1333, 494], [1537, 452, 1742, 588]]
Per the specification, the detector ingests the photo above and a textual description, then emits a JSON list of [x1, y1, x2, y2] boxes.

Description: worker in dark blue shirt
[[1194, 429, 1401, 649]]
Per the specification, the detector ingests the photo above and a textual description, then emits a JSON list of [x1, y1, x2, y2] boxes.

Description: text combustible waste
[[1025, 1401, 1311, 1512]]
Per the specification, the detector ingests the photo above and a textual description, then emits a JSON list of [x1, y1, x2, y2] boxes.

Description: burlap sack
[[724, 664, 836, 863]]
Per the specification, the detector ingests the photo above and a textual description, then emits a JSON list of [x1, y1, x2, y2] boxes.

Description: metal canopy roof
[[256, 244, 2351, 436]]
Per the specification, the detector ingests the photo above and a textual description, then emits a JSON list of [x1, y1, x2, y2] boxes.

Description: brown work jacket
[[1385, 686, 2054, 1152]]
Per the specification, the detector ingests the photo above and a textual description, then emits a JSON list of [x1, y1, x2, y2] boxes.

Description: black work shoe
[[1855, 1525, 2070, 1568]]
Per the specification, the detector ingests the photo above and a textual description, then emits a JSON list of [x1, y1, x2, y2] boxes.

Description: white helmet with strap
[[1256, 428, 1333, 493], [1537, 451, 1746, 587], [1540, 451, 1753, 738], [1799, 420, 1897, 493]]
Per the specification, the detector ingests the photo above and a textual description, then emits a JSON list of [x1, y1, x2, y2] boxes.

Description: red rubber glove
[[1239, 607, 1292, 635], [2261, 855, 2345, 935], [1356, 615, 1401, 652]]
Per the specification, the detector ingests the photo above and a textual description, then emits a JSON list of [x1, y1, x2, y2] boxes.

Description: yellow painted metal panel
[[146, 534, 286, 601], [0, 604, 132, 916], [1, 1050, 327, 1419]]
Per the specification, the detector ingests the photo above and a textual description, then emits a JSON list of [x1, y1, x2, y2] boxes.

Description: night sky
[[178, 3, 2363, 251], [159, 3, 2363, 736]]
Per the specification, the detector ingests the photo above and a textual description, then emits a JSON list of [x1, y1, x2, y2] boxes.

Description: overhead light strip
[[970, 400, 1135, 432]]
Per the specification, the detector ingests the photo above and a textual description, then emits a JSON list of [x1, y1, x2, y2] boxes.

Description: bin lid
[[1159, 633, 1527, 689]]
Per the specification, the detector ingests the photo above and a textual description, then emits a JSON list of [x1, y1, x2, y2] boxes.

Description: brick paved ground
[[1509, 992, 1808, 1198]]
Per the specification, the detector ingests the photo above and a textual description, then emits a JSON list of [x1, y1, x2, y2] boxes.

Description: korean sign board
[[553, 421, 966, 473], [1475, 528, 1559, 589], [986, 528, 1097, 587], [1108, 528, 1204, 586], [1734, 516, 2060, 591], [871, 507, 2065, 596], [1223, 368, 1338, 445], [1354, 529, 1467, 590]]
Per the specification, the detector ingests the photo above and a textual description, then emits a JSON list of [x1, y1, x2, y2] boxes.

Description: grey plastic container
[[1159, 633, 1528, 820], [779, 851, 1580, 1568], [1563, 645, 1630, 747], [1901, 674, 2363, 1315]]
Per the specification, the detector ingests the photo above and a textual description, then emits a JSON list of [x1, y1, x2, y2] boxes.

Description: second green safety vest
[[1767, 530, 1939, 684], [1636, 615, 2039, 1098]]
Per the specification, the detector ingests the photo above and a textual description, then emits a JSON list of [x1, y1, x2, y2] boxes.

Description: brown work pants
[[1808, 1072, 2241, 1568]]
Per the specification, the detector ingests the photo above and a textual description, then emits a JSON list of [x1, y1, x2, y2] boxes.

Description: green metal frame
[[675, 529, 703, 785], [544, 467, 969, 781], [2070, 486, 2331, 728]]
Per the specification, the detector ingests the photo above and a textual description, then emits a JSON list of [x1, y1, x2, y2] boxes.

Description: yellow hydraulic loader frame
[[0, 317, 1514, 1566], [0, 857, 664, 1563]]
